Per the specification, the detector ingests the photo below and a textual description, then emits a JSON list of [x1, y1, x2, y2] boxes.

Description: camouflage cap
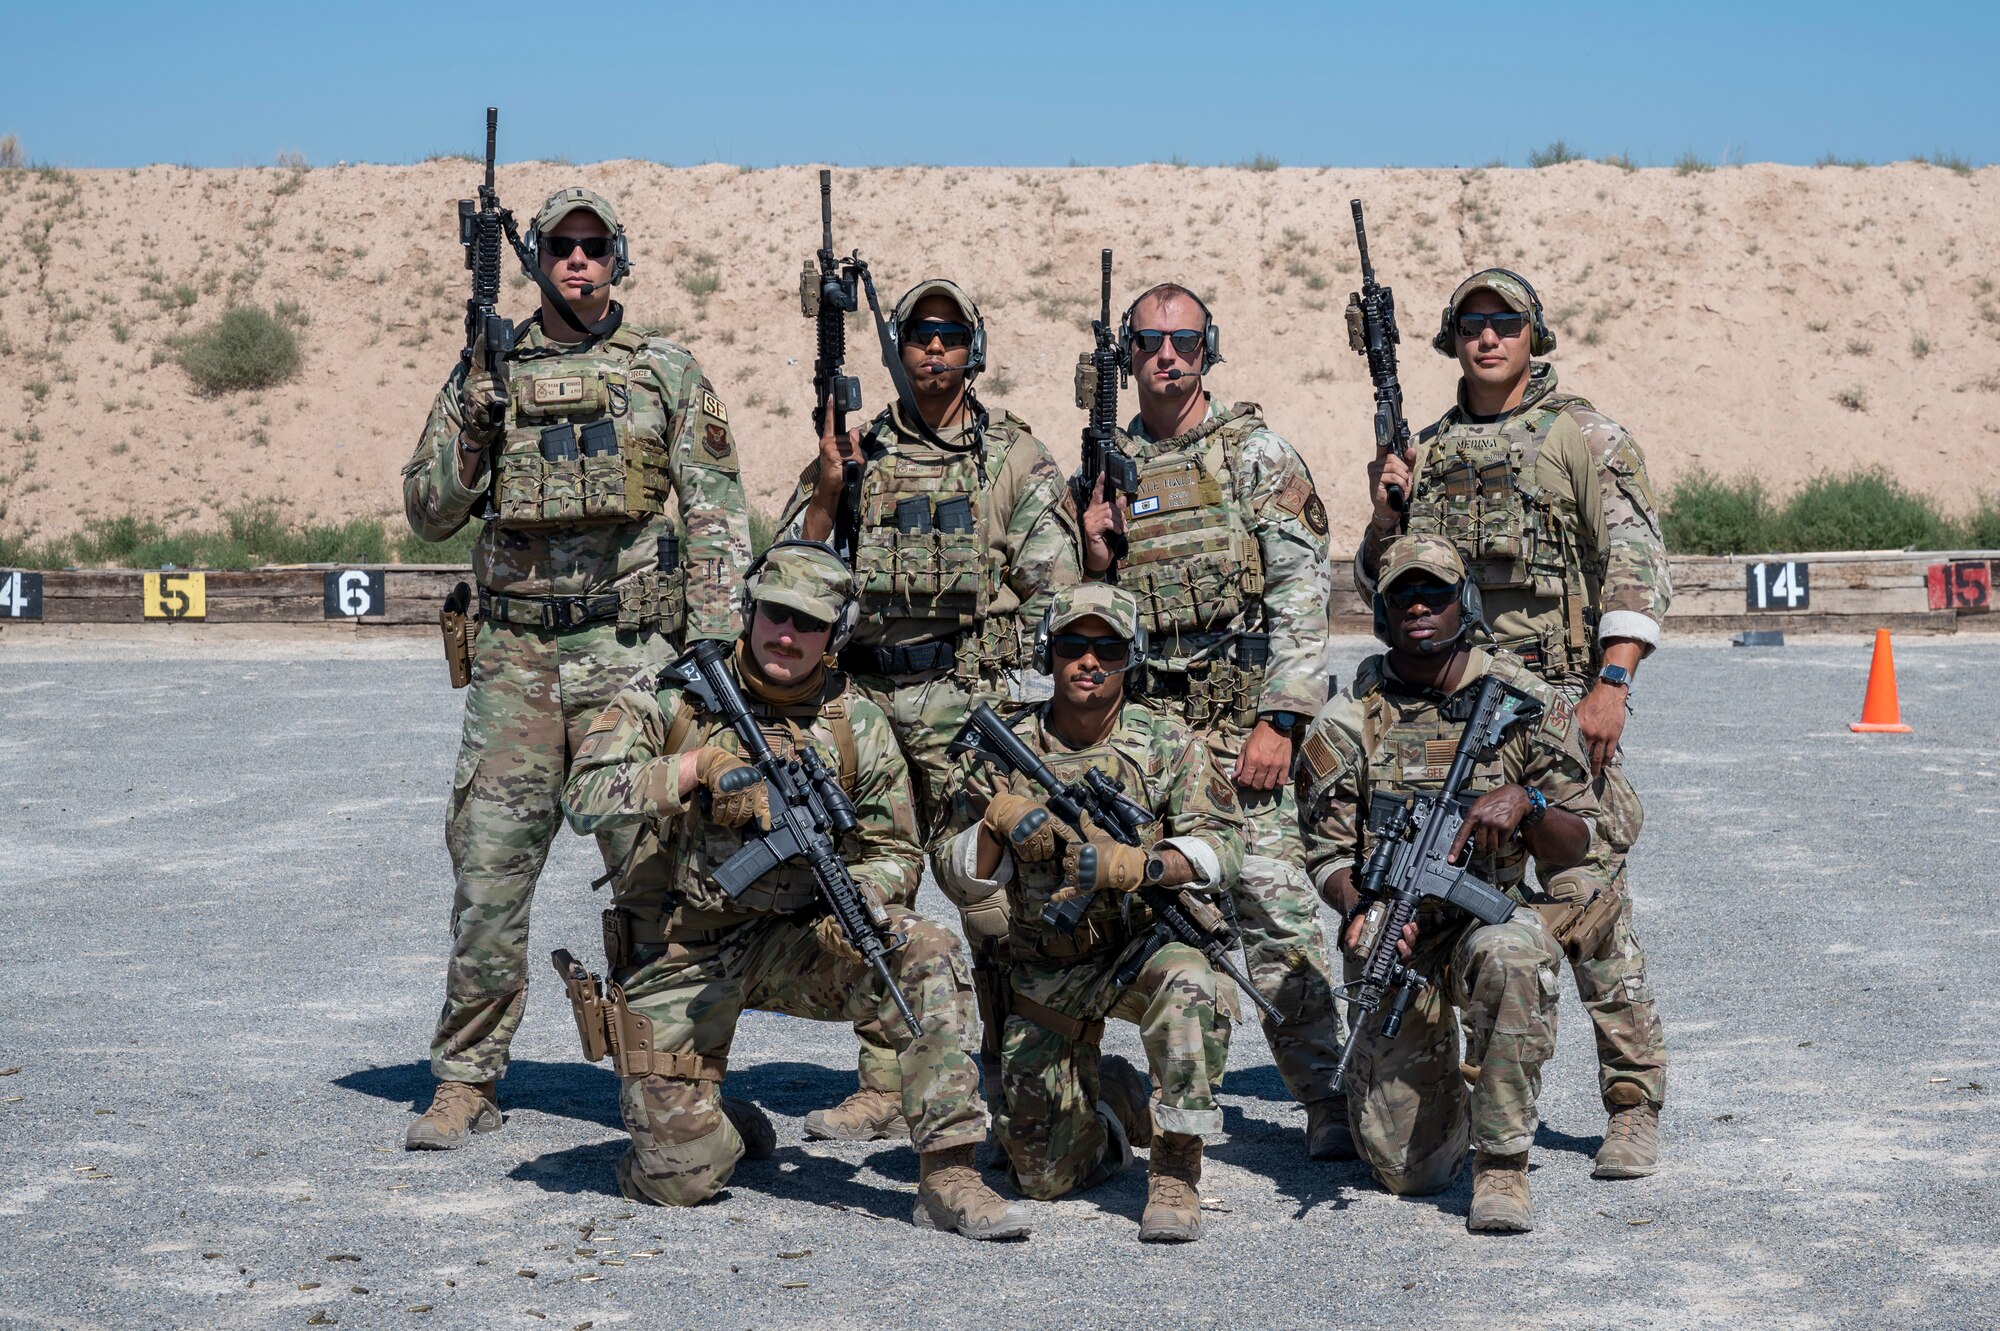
[[1378, 534, 1466, 591], [1047, 582, 1141, 640], [533, 186, 619, 236], [1446, 268, 1535, 317], [749, 541, 853, 625], [893, 277, 982, 329]]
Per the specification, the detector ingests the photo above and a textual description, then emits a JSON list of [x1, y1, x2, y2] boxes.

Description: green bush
[[398, 520, 482, 565], [1952, 494, 2000, 548], [177, 306, 301, 394], [0, 504, 480, 570], [1660, 468, 1776, 554], [1772, 468, 1953, 551], [1528, 139, 1583, 168]]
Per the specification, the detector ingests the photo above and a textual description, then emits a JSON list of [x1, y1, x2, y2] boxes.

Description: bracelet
[[1518, 786, 1548, 833]]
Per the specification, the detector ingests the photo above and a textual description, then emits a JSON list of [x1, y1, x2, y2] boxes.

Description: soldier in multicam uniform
[[1298, 535, 1605, 1232], [1359, 269, 1670, 1178], [558, 541, 1026, 1238], [780, 277, 1080, 1142], [1077, 283, 1351, 1159], [934, 583, 1245, 1242], [402, 187, 752, 1149]]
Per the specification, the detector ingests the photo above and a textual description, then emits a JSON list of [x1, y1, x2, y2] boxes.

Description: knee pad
[[620, 1076, 742, 1207]]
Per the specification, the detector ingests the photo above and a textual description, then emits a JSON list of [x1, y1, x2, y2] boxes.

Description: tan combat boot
[[1139, 1131, 1205, 1243], [803, 1088, 909, 1142], [1096, 1054, 1154, 1149], [404, 1080, 501, 1150], [721, 1096, 776, 1161], [1305, 1096, 1357, 1161], [914, 1144, 1032, 1240], [1593, 1103, 1661, 1179], [1467, 1151, 1534, 1233]]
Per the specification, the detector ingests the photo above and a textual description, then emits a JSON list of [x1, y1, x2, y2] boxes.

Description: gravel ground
[[1, 632, 1994, 1330]]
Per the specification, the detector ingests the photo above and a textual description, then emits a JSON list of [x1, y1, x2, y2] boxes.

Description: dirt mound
[[2, 160, 1993, 547]]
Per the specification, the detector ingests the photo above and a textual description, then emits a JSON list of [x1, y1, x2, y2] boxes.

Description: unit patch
[[703, 422, 730, 459], [700, 389, 729, 424], [1304, 493, 1329, 536], [534, 376, 586, 406]]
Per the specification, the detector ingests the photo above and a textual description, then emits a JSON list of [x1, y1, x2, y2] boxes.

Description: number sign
[[0, 570, 43, 619], [1745, 562, 1809, 612], [143, 571, 207, 619], [323, 570, 386, 618]]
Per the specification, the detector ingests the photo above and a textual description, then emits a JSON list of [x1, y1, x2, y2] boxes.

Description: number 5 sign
[[143, 571, 207, 619]]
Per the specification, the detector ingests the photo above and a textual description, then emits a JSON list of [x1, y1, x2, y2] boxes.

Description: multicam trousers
[[1344, 910, 1563, 1195], [615, 910, 987, 1206], [430, 618, 668, 1083], [998, 940, 1233, 1200]]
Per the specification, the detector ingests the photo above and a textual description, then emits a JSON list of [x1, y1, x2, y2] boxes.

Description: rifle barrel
[[1350, 198, 1375, 283], [484, 108, 497, 189], [818, 168, 833, 253]]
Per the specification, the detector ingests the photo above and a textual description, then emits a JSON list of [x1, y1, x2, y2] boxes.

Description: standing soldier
[[556, 541, 1026, 1238], [1358, 268, 1670, 1178], [781, 277, 1080, 1142], [402, 187, 752, 1149], [1297, 535, 1606, 1231], [934, 584, 1245, 1242], [1078, 283, 1350, 1158]]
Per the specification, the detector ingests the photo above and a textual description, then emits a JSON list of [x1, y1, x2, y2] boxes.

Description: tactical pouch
[[602, 907, 634, 972], [550, 948, 612, 1063], [1528, 875, 1622, 961], [895, 496, 933, 535], [935, 495, 974, 533], [440, 581, 477, 689]]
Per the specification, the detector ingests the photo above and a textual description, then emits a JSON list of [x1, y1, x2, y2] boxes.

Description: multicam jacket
[[1357, 363, 1671, 684], [406, 312, 752, 641]]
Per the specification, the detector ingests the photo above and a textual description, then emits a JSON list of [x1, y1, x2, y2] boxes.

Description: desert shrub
[[177, 306, 301, 393], [1957, 495, 2000, 548], [1528, 140, 1583, 168], [1913, 151, 1974, 176], [1674, 151, 1714, 175], [1236, 153, 1280, 172], [1661, 469, 1777, 555], [1771, 468, 1955, 552], [0, 134, 23, 169]]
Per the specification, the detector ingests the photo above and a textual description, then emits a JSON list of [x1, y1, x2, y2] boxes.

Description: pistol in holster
[[550, 948, 612, 1063], [441, 580, 479, 689]]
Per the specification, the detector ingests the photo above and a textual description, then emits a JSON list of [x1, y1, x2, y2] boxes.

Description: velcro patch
[[1272, 472, 1312, 518], [1540, 697, 1576, 745], [1299, 728, 1342, 783], [703, 422, 731, 459], [587, 709, 621, 735], [1304, 493, 1329, 536], [1132, 465, 1203, 520], [1423, 738, 1456, 777], [534, 376, 586, 406], [700, 389, 729, 424]]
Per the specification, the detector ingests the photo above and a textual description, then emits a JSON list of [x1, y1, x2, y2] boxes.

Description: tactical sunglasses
[[1384, 580, 1462, 610], [1128, 328, 1205, 357], [757, 602, 831, 634], [542, 235, 615, 261], [903, 319, 975, 349], [1050, 633, 1132, 663], [1453, 310, 1529, 340]]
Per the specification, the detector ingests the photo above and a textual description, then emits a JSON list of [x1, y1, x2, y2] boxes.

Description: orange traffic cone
[[1850, 629, 1913, 733]]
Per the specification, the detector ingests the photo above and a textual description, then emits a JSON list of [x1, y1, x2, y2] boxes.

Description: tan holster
[[1526, 872, 1622, 961], [550, 948, 611, 1063], [549, 946, 728, 1081], [440, 581, 478, 689]]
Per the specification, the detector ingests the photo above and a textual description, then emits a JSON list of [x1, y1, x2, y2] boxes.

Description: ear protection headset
[[1031, 603, 1150, 690], [1432, 268, 1555, 357], [1371, 574, 1486, 651], [1118, 283, 1223, 373], [741, 538, 860, 654], [887, 280, 987, 378], [524, 196, 632, 288]]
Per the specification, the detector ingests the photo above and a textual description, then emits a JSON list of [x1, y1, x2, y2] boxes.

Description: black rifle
[[1344, 199, 1412, 516], [799, 170, 867, 561], [457, 107, 516, 373], [660, 639, 920, 1038], [1070, 249, 1139, 578], [948, 702, 1283, 1026], [1330, 675, 1539, 1094]]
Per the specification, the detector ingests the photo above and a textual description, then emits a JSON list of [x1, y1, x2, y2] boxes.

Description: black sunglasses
[[903, 319, 975, 349], [1453, 311, 1529, 340], [1384, 580, 1461, 610], [1050, 633, 1131, 663], [1128, 328, 1205, 357], [757, 602, 831, 634], [543, 235, 614, 261]]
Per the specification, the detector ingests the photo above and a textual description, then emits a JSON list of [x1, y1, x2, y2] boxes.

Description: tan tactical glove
[[1051, 838, 1149, 906], [457, 368, 509, 445], [982, 792, 1060, 862], [814, 885, 888, 965], [694, 746, 769, 830]]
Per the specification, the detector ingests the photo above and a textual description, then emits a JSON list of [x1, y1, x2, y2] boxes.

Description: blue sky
[[6, 0, 1992, 170]]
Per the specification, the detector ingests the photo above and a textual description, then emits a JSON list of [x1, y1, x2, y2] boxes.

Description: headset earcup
[[1533, 321, 1556, 356], [612, 227, 631, 285], [1433, 305, 1455, 355], [1204, 321, 1221, 371], [1462, 581, 1486, 634], [1371, 593, 1390, 643], [969, 324, 986, 376]]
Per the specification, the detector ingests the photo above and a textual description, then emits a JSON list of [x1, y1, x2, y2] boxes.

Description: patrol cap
[[893, 277, 982, 327], [1377, 534, 1466, 591], [1047, 582, 1141, 640], [749, 542, 853, 626], [534, 186, 619, 235], [1446, 268, 1534, 317]]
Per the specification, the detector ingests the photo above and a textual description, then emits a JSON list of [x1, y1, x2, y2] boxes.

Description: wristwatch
[[1519, 786, 1548, 833], [1142, 854, 1170, 887], [1597, 664, 1633, 691], [1262, 711, 1303, 736]]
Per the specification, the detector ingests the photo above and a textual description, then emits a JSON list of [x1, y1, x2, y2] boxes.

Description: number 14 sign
[[1746, 561, 1810, 611]]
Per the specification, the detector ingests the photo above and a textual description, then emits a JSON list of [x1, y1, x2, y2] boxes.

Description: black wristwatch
[[1262, 711, 1303, 736], [1142, 854, 1170, 886], [1597, 664, 1633, 692]]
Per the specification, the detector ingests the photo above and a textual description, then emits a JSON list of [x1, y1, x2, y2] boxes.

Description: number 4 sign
[[1746, 561, 1810, 612], [0, 570, 43, 619]]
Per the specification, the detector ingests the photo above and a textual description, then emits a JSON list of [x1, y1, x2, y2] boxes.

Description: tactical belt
[[839, 635, 959, 677], [479, 587, 620, 632], [1009, 988, 1105, 1046]]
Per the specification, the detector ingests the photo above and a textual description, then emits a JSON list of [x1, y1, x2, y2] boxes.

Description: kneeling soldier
[[934, 584, 1245, 1242], [1295, 536, 1605, 1232], [559, 539, 1026, 1239]]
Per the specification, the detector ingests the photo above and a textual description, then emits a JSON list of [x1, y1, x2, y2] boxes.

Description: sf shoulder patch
[[699, 388, 728, 425], [1539, 696, 1576, 746], [1272, 472, 1311, 519]]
